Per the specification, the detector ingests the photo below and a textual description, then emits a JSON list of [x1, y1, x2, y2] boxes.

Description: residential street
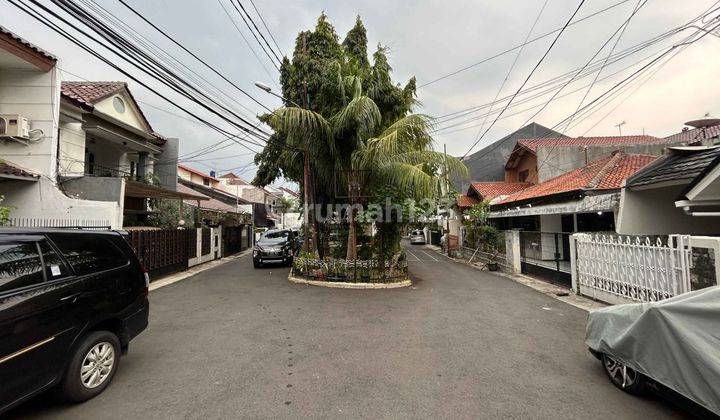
[[9, 243, 690, 419]]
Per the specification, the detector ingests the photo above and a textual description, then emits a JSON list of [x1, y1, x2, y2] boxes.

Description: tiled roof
[[60, 81, 155, 137], [0, 160, 40, 180], [469, 182, 532, 200], [61, 81, 126, 110], [626, 147, 720, 188], [0, 26, 57, 62], [497, 152, 656, 205], [178, 164, 219, 182], [178, 184, 243, 213], [663, 124, 720, 144], [516, 135, 665, 153], [457, 194, 480, 208]]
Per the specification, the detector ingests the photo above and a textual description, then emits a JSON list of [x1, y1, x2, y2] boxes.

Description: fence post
[[505, 230, 521, 274], [570, 234, 578, 294]]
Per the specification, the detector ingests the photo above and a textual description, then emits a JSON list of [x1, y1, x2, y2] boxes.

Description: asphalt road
[[9, 243, 691, 419]]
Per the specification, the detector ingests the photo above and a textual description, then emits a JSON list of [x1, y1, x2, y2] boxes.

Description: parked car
[[0, 228, 149, 415], [586, 286, 720, 416], [409, 229, 425, 245], [253, 229, 297, 268]]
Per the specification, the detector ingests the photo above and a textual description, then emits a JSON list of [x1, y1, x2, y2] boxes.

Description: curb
[[149, 248, 252, 292], [288, 273, 412, 289]]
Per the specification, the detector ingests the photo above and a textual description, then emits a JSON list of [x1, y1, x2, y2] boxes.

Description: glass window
[[49, 234, 128, 276], [0, 242, 45, 293], [38, 241, 70, 280]]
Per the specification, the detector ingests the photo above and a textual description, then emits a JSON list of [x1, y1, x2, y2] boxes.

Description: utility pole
[[615, 121, 626, 136], [444, 143, 451, 256]]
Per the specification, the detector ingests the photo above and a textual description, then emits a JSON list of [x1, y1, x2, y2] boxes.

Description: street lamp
[[254, 81, 301, 107], [255, 81, 311, 253]]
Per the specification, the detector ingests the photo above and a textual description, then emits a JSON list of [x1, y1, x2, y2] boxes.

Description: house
[[456, 181, 532, 211], [1, 27, 196, 228], [491, 152, 656, 232], [662, 121, 720, 147], [177, 167, 255, 226], [178, 163, 220, 188], [453, 122, 563, 190], [57, 81, 193, 227], [504, 134, 685, 184], [217, 172, 280, 227], [617, 146, 720, 235]]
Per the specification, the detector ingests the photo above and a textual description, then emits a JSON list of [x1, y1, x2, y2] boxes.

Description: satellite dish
[[685, 118, 720, 129]]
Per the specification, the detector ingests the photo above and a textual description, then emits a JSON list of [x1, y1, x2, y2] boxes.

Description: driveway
[[9, 244, 690, 419]]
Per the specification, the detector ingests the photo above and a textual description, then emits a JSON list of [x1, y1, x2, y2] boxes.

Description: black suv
[[253, 229, 297, 267], [0, 229, 149, 414]]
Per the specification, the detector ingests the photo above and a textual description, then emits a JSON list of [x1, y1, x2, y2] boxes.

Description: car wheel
[[59, 331, 121, 402], [602, 354, 646, 395]]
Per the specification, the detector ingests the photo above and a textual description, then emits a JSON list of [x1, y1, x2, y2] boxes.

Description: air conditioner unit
[[0, 115, 30, 138]]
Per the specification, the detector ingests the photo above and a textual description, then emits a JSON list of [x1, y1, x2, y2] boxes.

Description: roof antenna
[[614, 121, 626, 136]]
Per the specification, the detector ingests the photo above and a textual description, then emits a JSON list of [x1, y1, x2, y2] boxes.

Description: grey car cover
[[585, 286, 720, 415]]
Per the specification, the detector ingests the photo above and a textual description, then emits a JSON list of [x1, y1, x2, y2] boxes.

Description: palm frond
[[270, 107, 333, 153], [331, 95, 381, 139]]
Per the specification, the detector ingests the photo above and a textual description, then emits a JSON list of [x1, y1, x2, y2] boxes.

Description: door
[[0, 237, 79, 409]]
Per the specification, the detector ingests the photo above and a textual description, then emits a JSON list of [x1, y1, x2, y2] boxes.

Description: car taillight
[[141, 265, 150, 296]]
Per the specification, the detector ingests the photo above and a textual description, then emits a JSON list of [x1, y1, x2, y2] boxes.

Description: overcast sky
[[4, 0, 720, 185]]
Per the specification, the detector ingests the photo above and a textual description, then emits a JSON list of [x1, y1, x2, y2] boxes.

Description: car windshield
[[259, 231, 289, 245]]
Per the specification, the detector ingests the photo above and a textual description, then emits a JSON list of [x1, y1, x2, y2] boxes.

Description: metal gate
[[573, 234, 692, 303], [519, 231, 572, 286]]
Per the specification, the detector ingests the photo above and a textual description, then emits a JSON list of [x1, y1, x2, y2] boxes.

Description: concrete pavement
[[9, 244, 691, 419]]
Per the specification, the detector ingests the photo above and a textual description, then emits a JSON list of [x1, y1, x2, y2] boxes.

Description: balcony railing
[[85, 163, 134, 179]]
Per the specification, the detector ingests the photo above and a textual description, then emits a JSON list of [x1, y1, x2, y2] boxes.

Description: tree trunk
[[346, 171, 358, 260]]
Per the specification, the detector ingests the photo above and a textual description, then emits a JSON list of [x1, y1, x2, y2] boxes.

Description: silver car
[[409, 229, 425, 245]]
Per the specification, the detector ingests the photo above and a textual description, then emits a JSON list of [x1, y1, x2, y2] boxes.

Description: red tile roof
[[457, 194, 480, 208], [0, 160, 39, 180], [60, 81, 158, 141], [61, 81, 126, 110], [178, 184, 243, 213], [497, 152, 657, 205], [469, 182, 532, 200], [663, 124, 720, 144], [516, 135, 665, 153], [178, 164, 219, 182]]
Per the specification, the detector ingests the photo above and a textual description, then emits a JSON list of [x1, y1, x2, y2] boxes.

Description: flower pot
[[487, 262, 499, 271]]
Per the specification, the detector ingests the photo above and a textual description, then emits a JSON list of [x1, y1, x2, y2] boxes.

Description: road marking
[[420, 251, 438, 261], [406, 251, 421, 261]]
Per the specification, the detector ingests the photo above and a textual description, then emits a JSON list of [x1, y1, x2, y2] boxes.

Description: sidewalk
[[423, 244, 606, 312], [149, 248, 252, 291]]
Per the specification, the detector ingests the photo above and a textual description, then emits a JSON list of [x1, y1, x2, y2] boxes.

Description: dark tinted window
[[259, 230, 289, 245], [0, 242, 44, 292], [39, 241, 70, 280], [49, 234, 128, 275]]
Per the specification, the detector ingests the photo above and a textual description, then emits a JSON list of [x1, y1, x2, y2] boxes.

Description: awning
[[124, 179, 208, 200], [489, 193, 618, 218], [0, 161, 40, 182]]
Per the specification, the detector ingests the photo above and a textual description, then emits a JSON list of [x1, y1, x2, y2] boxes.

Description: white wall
[[0, 67, 60, 177], [58, 119, 85, 176], [539, 214, 563, 260], [618, 184, 720, 235], [1, 177, 123, 228]]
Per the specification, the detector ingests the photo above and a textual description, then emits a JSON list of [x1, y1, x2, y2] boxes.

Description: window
[[519, 169, 529, 182], [203, 178, 210, 186], [0, 242, 45, 293], [48, 234, 128, 276], [38, 241, 70, 280], [113, 96, 126, 113]]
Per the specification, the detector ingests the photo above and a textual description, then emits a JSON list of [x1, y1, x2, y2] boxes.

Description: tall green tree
[[253, 13, 466, 258]]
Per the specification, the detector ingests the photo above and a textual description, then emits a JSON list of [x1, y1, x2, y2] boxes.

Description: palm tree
[[267, 79, 466, 260]]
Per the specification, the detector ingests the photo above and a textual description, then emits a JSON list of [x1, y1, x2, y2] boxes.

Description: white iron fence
[[573, 234, 693, 304]]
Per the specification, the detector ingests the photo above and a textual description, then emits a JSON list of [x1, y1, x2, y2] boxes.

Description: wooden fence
[[129, 229, 189, 278]]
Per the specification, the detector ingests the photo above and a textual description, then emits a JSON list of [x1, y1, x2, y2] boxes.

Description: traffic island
[[289, 256, 411, 289]]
